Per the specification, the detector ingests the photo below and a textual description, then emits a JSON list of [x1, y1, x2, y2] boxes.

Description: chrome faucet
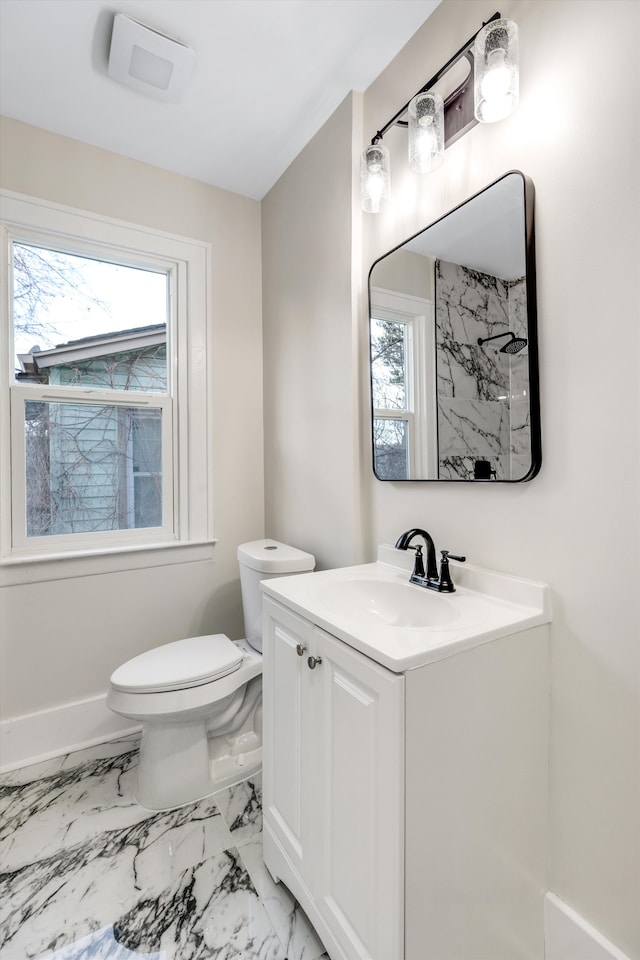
[[395, 528, 466, 593]]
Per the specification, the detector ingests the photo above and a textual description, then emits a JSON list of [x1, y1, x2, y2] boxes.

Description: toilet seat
[[107, 649, 262, 725], [110, 634, 243, 694]]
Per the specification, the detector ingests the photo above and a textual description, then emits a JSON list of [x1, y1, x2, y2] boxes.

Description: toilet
[[107, 539, 315, 810]]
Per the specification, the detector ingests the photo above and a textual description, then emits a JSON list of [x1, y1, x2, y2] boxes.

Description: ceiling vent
[[108, 13, 196, 102]]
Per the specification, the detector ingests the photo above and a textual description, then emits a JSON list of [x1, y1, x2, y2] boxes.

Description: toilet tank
[[237, 539, 315, 652]]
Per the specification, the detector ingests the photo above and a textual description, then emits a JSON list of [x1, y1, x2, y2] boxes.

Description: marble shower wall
[[435, 260, 530, 480]]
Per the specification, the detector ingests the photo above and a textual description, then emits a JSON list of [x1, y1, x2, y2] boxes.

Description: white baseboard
[[0, 694, 140, 773], [545, 893, 632, 960]]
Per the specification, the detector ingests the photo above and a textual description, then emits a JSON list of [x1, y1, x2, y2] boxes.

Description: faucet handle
[[438, 550, 466, 592], [441, 550, 466, 563]]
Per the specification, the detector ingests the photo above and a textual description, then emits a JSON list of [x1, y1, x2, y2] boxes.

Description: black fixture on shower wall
[[477, 332, 528, 354], [474, 459, 496, 480], [361, 11, 520, 212]]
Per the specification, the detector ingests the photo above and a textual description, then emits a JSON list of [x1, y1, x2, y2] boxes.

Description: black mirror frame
[[367, 170, 541, 482]]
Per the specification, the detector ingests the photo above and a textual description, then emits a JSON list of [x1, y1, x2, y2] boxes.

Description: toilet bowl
[[107, 540, 315, 810]]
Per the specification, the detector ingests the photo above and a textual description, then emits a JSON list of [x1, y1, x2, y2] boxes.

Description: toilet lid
[[110, 634, 244, 694]]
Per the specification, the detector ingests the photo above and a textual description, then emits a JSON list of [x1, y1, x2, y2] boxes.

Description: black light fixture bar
[[370, 11, 501, 150]]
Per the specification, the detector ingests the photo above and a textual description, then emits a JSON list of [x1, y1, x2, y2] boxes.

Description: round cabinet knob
[[296, 643, 306, 657], [307, 656, 322, 670]]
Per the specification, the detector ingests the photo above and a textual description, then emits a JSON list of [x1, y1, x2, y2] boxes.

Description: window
[[1, 192, 212, 572], [370, 288, 436, 480]]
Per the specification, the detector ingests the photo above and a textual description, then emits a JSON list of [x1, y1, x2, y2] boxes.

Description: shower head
[[477, 332, 528, 355], [501, 335, 528, 354]]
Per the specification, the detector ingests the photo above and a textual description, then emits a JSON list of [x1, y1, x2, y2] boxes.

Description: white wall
[[372, 248, 433, 300], [263, 1, 640, 956], [0, 117, 265, 719], [262, 95, 366, 569]]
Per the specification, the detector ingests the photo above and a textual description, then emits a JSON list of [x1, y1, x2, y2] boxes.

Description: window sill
[[0, 539, 217, 586]]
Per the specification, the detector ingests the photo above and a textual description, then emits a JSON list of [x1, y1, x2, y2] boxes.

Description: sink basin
[[319, 578, 458, 628]]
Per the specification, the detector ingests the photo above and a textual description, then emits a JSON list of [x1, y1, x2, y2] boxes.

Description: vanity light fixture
[[408, 92, 444, 173], [474, 18, 519, 123], [361, 11, 519, 212], [361, 143, 391, 213]]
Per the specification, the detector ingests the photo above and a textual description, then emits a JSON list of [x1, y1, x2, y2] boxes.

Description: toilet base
[[136, 718, 213, 810], [135, 720, 263, 811], [210, 742, 262, 793]]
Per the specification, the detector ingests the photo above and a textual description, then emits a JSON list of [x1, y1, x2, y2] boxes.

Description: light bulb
[[479, 49, 516, 121], [366, 173, 385, 211], [418, 122, 437, 156], [481, 50, 511, 99]]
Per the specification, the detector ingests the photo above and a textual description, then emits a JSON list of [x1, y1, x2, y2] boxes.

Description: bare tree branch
[[13, 243, 108, 348]]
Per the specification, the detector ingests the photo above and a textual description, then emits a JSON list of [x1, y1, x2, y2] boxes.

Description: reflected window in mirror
[[371, 315, 410, 480], [368, 171, 540, 482], [370, 289, 437, 480]]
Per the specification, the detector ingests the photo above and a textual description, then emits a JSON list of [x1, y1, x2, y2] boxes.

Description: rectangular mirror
[[368, 170, 540, 481]]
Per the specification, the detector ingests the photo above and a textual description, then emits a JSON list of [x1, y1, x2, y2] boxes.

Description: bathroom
[[0, 0, 638, 958]]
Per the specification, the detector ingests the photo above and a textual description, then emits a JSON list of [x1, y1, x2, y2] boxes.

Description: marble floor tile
[[0, 741, 329, 960], [1, 742, 150, 871], [238, 835, 329, 960], [214, 775, 262, 845]]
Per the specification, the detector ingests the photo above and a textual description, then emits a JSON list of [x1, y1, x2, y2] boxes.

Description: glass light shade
[[408, 92, 444, 173], [361, 143, 391, 213], [474, 18, 519, 123]]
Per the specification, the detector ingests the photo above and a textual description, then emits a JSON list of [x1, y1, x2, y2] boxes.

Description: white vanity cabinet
[[261, 554, 550, 960], [262, 596, 405, 960]]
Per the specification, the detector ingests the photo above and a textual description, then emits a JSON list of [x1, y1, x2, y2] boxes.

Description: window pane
[[373, 418, 408, 480], [132, 412, 163, 528], [370, 318, 407, 410], [133, 476, 162, 528], [25, 401, 163, 536], [13, 243, 168, 392]]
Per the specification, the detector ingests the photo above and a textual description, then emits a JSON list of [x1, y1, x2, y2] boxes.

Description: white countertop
[[261, 545, 552, 672]]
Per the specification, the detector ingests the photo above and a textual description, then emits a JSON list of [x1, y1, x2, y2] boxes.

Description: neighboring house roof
[[16, 324, 166, 381]]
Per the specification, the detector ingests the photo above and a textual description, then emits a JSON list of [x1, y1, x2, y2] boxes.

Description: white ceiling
[[0, 0, 441, 199], [405, 173, 526, 280]]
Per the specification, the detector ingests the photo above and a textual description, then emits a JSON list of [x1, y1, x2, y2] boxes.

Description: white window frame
[[0, 190, 214, 584], [370, 288, 437, 479]]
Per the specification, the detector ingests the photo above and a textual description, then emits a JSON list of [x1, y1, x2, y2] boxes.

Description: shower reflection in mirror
[[368, 172, 541, 483]]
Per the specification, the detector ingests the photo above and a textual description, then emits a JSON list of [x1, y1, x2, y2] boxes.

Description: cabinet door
[[262, 598, 315, 883], [312, 628, 405, 960]]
